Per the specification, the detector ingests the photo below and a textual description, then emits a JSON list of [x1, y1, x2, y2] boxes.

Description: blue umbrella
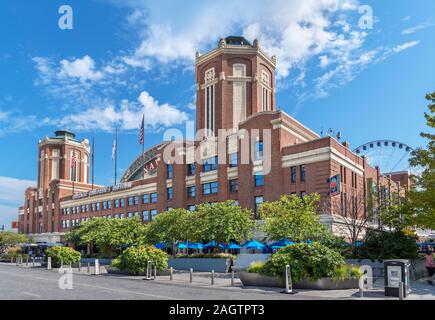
[[270, 239, 295, 248], [225, 242, 241, 250], [154, 242, 167, 249], [176, 242, 188, 249], [203, 241, 224, 249], [242, 240, 265, 250], [188, 242, 204, 249]]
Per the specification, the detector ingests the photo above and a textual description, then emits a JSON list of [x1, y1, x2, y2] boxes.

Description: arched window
[[204, 68, 216, 135]]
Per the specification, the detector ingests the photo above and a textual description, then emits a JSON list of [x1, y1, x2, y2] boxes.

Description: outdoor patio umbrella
[[203, 241, 224, 249], [187, 242, 204, 250], [270, 239, 295, 249], [242, 240, 265, 250], [225, 242, 241, 250], [176, 242, 188, 249], [154, 242, 167, 249]]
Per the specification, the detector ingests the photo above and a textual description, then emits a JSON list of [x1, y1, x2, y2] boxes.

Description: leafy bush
[[356, 230, 419, 260], [173, 253, 235, 260], [0, 248, 28, 261], [332, 264, 363, 280], [46, 246, 81, 267], [247, 261, 266, 273], [262, 242, 345, 282], [112, 245, 168, 275]]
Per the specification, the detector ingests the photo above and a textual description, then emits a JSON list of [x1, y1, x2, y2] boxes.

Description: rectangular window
[[103, 202, 107, 210], [128, 197, 133, 206], [300, 165, 306, 182], [254, 172, 264, 187], [114, 199, 119, 208], [255, 196, 263, 218], [150, 193, 157, 204], [202, 156, 218, 172], [107, 201, 112, 209], [187, 205, 196, 212], [167, 164, 173, 179], [187, 163, 196, 176], [142, 194, 149, 204], [134, 196, 139, 205], [127, 212, 132, 218], [291, 166, 297, 183], [91, 203, 96, 212], [229, 153, 238, 168], [142, 210, 150, 221], [134, 211, 139, 218], [229, 179, 238, 193], [167, 187, 173, 200], [120, 198, 125, 208], [202, 182, 218, 195], [120, 213, 125, 219], [96, 202, 100, 211], [150, 209, 158, 220], [187, 186, 196, 198], [255, 141, 263, 160], [205, 84, 215, 134]]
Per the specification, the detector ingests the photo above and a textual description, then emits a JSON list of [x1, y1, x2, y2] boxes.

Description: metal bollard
[[359, 288, 364, 298], [154, 265, 157, 279], [11, 257, 14, 264], [26, 257, 29, 266], [190, 268, 193, 284], [87, 262, 90, 273], [32, 257, 35, 268], [231, 271, 235, 286], [211, 270, 215, 286], [399, 281, 404, 300], [47, 257, 52, 270], [144, 261, 153, 280], [94, 259, 100, 275], [170, 267, 173, 281], [78, 261, 81, 272], [282, 265, 295, 294]]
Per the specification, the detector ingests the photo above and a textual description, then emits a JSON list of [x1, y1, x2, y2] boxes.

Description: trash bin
[[384, 260, 411, 297]]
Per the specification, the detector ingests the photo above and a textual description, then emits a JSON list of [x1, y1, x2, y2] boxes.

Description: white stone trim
[[227, 167, 238, 179], [282, 147, 364, 176], [60, 183, 157, 208], [200, 171, 218, 184], [185, 176, 196, 186]]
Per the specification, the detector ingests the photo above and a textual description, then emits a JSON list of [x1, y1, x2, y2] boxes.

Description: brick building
[[18, 36, 410, 243]]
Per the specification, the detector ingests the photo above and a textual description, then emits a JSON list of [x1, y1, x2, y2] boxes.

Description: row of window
[[62, 193, 158, 216], [61, 210, 160, 228]]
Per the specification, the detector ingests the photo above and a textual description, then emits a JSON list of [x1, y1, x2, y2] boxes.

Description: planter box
[[169, 258, 231, 273], [238, 271, 359, 290]]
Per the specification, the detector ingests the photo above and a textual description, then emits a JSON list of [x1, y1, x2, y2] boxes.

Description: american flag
[[71, 150, 77, 168], [140, 115, 145, 145]]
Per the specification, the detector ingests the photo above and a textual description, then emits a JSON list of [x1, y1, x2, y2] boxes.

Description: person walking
[[425, 250, 435, 286]]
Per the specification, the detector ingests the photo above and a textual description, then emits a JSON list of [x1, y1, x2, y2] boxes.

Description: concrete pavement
[[0, 263, 434, 300]]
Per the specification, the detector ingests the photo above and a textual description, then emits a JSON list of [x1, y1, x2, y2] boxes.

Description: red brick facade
[[18, 37, 410, 242]]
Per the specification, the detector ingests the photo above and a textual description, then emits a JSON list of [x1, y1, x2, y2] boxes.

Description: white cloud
[[119, 0, 362, 79], [402, 24, 426, 35], [55, 90, 188, 132], [392, 41, 420, 53], [59, 55, 104, 81], [0, 175, 34, 230], [0, 177, 35, 204], [319, 55, 330, 68]]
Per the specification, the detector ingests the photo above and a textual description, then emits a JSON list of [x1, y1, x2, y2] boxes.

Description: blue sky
[[0, 0, 434, 229]]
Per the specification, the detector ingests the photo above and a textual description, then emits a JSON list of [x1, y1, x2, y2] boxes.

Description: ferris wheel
[[353, 140, 415, 174]]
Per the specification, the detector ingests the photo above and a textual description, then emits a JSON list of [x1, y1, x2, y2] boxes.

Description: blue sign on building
[[329, 174, 341, 195]]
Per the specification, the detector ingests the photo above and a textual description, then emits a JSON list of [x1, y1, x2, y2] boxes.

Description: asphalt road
[[0, 264, 314, 300]]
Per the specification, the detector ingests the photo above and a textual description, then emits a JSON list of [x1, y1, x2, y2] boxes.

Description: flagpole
[[114, 127, 118, 185], [91, 138, 95, 190]]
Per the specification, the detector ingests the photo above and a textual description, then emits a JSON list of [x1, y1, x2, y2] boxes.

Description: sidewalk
[[2, 262, 434, 300]]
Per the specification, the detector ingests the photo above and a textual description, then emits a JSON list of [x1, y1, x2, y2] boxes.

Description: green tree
[[46, 246, 81, 267], [145, 209, 194, 253], [261, 194, 333, 242], [112, 245, 168, 275], [0, 232, 29, 256], [193, 201, 255, 245], [408, 92, 435, 229], [66, 218, 148, 258]]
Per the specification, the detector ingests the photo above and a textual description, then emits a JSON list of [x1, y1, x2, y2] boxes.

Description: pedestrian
[[425, 250, 435, 286]]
